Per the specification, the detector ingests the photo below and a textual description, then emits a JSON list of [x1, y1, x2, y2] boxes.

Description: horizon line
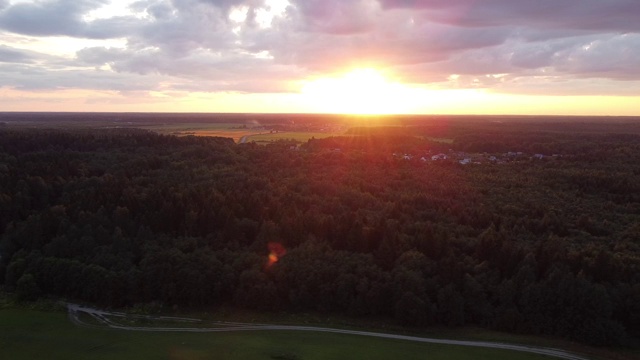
[[1, 111, 639, 118]]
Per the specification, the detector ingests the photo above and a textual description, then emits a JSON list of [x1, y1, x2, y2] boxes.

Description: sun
[[300, 68, 424, 115]]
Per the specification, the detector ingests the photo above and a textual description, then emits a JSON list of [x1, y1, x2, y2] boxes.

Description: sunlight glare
[[256, 0, 290, 28], [83, 0, 143, 21], [301, 68, 424, 115]]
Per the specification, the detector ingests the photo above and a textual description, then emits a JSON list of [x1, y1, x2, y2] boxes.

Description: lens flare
[[266, 242, 287, 268]]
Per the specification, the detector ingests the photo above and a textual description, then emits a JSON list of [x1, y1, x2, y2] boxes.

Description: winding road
[[67, 303, 590, 360]]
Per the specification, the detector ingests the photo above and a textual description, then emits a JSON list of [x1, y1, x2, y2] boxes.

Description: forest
[[1, 119, 639, 347]]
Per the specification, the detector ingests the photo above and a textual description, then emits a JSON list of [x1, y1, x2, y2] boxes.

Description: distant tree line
[[1, 127, 639, 346]]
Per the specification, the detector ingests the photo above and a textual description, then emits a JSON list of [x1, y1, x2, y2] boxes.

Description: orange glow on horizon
[[300, 68, 426, 115], [2, 85, 639, 116]]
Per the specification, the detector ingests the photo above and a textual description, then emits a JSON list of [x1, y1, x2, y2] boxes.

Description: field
[[424, 136, 454, 144], [0, 113, 349, 143], [136, 122, 344, 144], [136, 122, 268, 142], [244, 131, 338, 144], [0, 308, 574, 360]]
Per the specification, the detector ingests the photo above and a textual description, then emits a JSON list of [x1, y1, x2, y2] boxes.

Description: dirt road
[[67, 303, 590, 360]]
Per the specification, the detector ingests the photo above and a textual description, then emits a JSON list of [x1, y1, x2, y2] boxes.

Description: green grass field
[[245, 132, 338, 143], [138, 122, 244, 132], [0, 309, 562, 360]]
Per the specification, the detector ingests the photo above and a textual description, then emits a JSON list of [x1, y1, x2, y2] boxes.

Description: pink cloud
[[0, 0, 639, 96]]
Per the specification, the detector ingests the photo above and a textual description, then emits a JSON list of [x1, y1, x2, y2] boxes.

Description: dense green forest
[[1, 124, 639, 347]]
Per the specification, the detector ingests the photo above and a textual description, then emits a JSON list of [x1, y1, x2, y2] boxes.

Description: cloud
[[1, 0, 639, 99], [0, 60, 165, 92], [76, 45, 301, 93], [493, 77, 640, 97], [262, 6, 511, 75], [0, 0, 145, 39], [289, 0, 379, 34], [551, 34, 640, 80], [198, 0, 259, 9], [388, 32, 640, 93], [380, 0, 640, 32], [0, 45, 34, 63], [0, 0, 106, 37]]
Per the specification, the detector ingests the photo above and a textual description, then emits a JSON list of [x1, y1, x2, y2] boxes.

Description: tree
[[16, 273, 40, 301]]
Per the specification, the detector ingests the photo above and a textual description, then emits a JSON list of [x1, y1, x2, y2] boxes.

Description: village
[[392, 149, 561, 165]]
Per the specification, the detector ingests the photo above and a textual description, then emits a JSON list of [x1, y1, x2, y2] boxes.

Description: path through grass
[[1, 309, 561, 360]]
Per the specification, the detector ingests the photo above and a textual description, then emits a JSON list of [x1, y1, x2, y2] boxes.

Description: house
[[431, 153, 448, 161], [459, 158, 471, 165]]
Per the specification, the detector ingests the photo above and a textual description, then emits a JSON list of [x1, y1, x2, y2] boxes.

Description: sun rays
[[300, 68, 426, 115]]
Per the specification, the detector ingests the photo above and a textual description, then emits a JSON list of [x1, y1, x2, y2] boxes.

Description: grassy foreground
[[1, 309, 560, 360]]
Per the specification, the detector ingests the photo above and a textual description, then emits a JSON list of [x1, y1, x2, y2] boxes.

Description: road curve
[[67, 303, 590, 360]]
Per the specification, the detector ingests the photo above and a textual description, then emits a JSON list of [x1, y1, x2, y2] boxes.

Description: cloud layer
[[0, 0, 639, 102]]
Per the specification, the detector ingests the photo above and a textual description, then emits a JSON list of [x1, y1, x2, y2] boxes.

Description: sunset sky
[[0, 0, 639, 115]]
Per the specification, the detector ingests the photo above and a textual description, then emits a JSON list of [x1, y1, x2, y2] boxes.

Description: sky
[[0, 0, 639, 115]]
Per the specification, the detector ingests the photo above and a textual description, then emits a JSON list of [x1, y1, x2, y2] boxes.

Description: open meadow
[[0, 113, 348, 143], [244, 131, 338, 144], [137, 122, 267, 143], [0, 308, 595, 360]]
